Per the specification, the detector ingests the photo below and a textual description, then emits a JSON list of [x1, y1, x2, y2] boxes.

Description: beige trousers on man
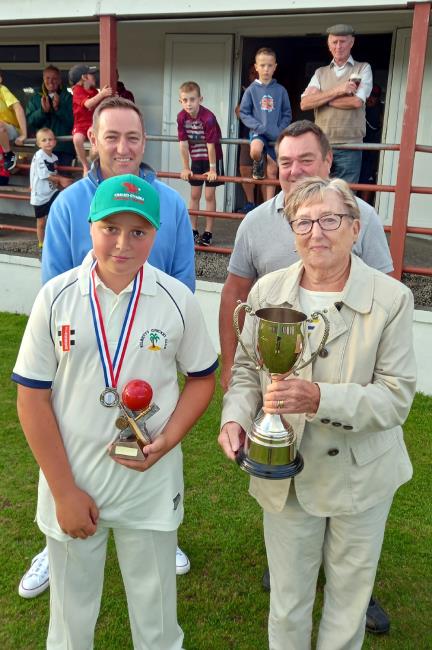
[[46, 526, 184, 650], [264, 486, 392, 650]]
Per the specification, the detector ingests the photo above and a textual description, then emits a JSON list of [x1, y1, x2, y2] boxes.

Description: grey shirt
[[228, 191, 393, 279]]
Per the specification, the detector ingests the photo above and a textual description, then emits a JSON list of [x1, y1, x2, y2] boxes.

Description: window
[[46, 43, 99, 63], [0, 45, 40, 63]]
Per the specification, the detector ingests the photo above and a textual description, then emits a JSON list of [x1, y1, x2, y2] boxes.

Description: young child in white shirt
[[29, 127, 72, 250]]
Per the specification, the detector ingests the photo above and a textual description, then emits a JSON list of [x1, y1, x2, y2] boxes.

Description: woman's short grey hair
[[284, 177, 360, 222]]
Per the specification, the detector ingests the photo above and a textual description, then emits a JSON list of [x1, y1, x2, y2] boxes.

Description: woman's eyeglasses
[[289, 213, 353, 235]]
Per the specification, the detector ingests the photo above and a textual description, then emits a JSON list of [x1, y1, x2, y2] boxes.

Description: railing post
[[99, 15, 117, 92], [390, 1, 431, 280]]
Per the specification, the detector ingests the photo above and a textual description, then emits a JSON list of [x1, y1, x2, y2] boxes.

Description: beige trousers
[[264, 486, 392, 650], [46, 526, 184, 650]]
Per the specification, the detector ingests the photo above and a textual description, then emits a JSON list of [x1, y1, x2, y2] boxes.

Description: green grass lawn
[[0, 311, 431, 649]]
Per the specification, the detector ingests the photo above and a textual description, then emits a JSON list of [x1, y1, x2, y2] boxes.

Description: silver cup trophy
[[233, 304, 329, 479]]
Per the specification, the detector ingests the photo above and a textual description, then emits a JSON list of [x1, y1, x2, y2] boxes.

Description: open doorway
[[234, 34, 393, 211]]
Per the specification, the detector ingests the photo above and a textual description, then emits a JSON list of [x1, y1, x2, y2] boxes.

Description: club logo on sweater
[[139, 329, 168, 351], [58, 324, 75, 351], [260, 94, 275, 112]]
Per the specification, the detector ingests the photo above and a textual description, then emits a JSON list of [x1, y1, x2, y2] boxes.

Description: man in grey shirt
[[220, 120, 392, 390], [219, 119, 392, 635]]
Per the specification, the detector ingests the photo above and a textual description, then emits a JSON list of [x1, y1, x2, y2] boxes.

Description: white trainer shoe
[[18, 546, 50, 598], [176, 546, 190, 575]]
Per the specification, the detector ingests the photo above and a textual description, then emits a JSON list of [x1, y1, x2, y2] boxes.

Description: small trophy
[[109, 380, 159, 461], [233, 304, 329, 480]]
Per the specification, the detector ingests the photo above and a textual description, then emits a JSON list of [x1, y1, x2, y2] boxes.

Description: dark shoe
[[238, 202, 256, 214], [4, 151, 17, 172], [262, 567, 270, 592], [193, 230, 200, 243], [366, 597, 390, 635], [252, 156, 265, 180], [200, 231, 212, 247]]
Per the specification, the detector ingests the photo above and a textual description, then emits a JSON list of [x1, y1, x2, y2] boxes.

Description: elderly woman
[[219, 177, 416, 650]]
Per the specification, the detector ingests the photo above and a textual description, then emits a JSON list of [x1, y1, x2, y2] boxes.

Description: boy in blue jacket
[[239, 48, 292, 198]]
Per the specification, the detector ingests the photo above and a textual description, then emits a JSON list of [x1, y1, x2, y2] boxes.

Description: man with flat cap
[[301, 24, 372, 184]]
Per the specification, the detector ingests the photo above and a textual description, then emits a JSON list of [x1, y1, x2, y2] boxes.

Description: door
[[162, 34, 234, 209], [378, 28, 432, 228]]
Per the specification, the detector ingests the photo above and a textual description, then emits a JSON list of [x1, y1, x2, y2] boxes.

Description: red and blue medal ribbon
[[89, 259, 143, 388]]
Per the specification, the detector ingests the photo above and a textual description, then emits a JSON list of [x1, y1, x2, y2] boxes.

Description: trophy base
[[109, 438, 146, 461], [236, 448, 304, 480]]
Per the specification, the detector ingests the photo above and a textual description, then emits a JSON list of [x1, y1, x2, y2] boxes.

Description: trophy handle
[[233, 301, 262, 370], [294, 310, 330, 372]]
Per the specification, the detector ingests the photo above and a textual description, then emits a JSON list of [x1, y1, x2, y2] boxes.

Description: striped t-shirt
[[177, 105, 223, 161]]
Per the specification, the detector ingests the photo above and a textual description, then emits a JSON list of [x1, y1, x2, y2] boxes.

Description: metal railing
[[0, 136, 431, 276]]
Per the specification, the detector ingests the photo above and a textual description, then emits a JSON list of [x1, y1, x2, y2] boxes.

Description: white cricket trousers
[[46, 526, 184, 650], [264, 487, 393, 650]]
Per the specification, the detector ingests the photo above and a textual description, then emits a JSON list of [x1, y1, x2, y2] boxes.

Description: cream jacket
[[221, 254, 416, 515]]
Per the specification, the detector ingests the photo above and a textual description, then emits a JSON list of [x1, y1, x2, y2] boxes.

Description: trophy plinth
[[233, 304, 329, 480], [237, 412, 304, 479], [109, 380, 159, 461]]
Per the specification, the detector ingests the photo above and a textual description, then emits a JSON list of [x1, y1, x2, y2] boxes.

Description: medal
[[89, 259, 143, 406], [100, 388, 120, 408], [115, 415, 129, 429]]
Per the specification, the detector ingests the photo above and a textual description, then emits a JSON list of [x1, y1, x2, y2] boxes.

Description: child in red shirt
[[69, 64, 112, 175]]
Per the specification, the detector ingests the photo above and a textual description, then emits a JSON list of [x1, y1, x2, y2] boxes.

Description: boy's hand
[[205, 169, 217, 182], [15, 135, 26, 146], [109, 434, 169, 472], [100, 85, 113, 98], [55, 486, 99, 539], [180, 168, 193, 181]]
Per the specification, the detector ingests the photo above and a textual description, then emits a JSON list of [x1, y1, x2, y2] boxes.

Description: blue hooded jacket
[[239, 79, 292, 142], [42, 161, 196, 292]]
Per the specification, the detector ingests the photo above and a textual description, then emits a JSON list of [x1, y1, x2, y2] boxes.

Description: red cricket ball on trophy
[[122, 379, 153, 412]]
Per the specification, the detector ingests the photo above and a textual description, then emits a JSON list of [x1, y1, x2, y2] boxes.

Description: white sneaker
[[176, 546, 190, 575], [18, 547, 50, 598]]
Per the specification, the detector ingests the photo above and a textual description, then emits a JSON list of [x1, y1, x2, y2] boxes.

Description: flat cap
[[326, 24, 355, 36]]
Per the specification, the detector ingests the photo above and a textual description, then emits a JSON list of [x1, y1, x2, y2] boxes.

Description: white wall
[[1, 1, 423, 23], [1, 253, 431, 396]]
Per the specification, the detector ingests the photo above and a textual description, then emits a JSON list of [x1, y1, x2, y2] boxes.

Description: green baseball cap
[[88, 174, 160, 229]]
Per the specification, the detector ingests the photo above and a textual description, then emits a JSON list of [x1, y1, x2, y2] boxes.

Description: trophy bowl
[[233, 304, 329, 480]]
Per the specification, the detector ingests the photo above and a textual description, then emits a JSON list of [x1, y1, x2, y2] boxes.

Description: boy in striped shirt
[[177, 81, 224, 246]]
